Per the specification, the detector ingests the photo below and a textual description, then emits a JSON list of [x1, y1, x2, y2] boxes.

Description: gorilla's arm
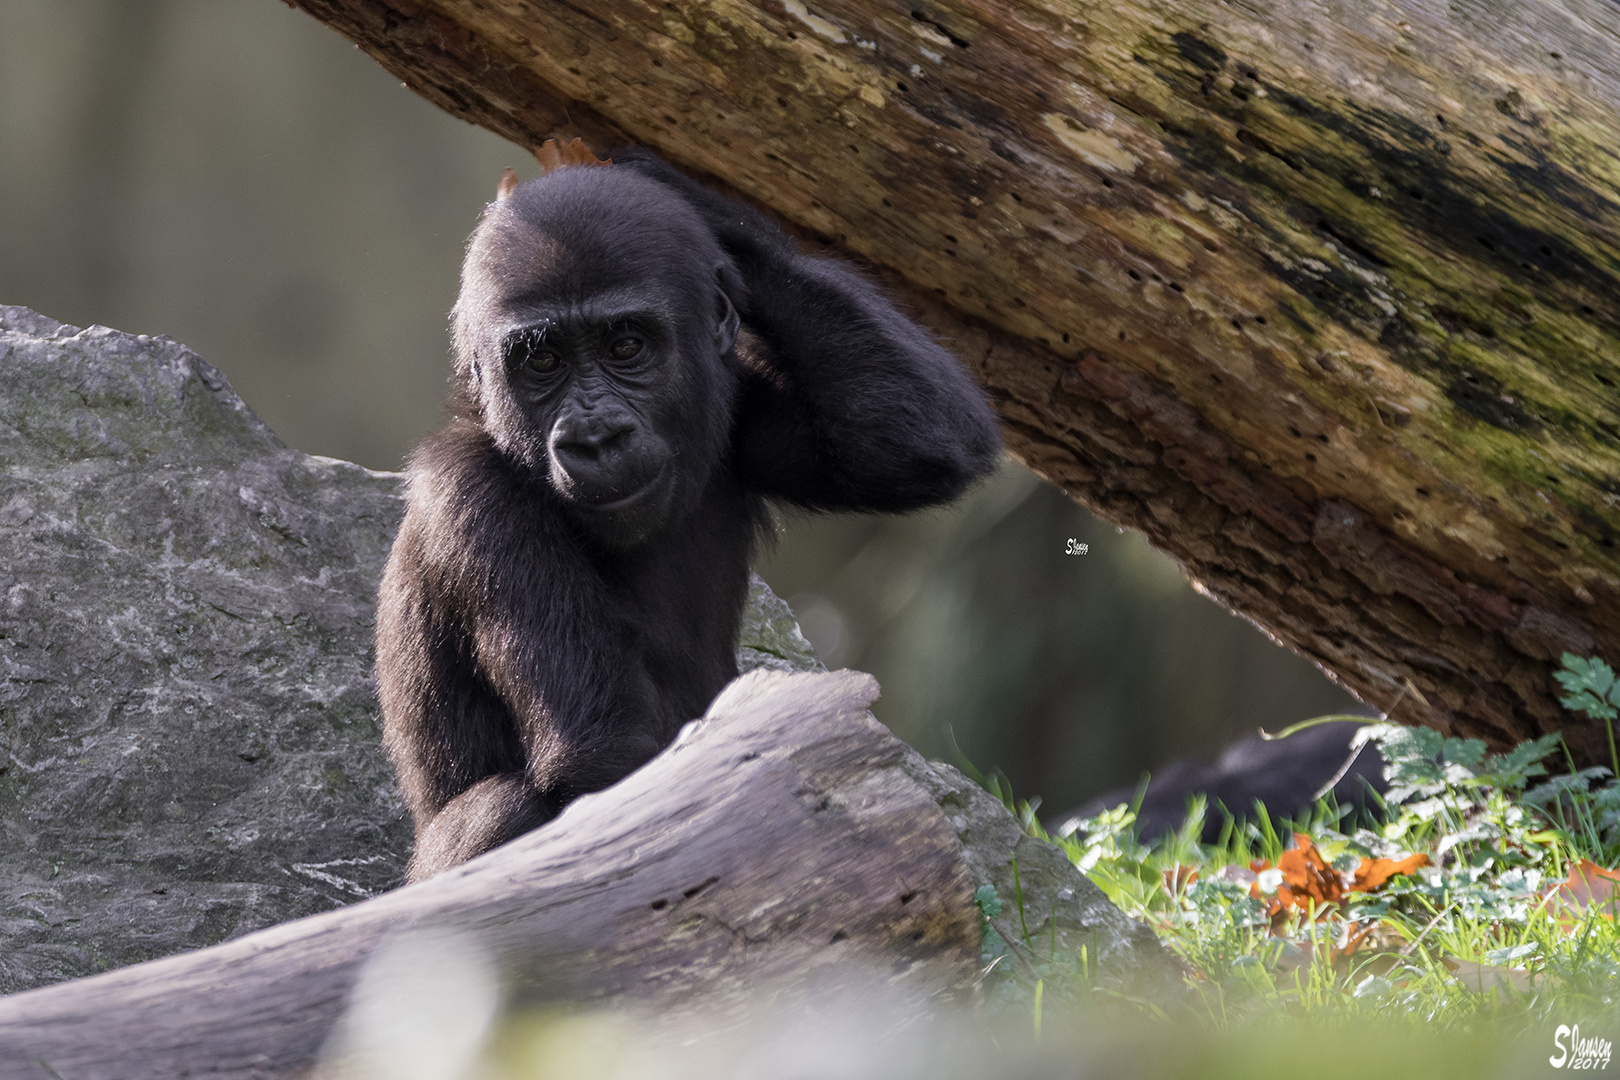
[[616, 151, 1002, 511], [376, 425, 666, 877]]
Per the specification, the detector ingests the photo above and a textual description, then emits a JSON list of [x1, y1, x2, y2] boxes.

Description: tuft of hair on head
[[495, 166, 519, 202], [533, 137, 613, 175]]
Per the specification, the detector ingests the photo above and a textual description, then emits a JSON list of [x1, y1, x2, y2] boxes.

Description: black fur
[[376, 154, 1001, 880], [1054, 722, 1388, 843]]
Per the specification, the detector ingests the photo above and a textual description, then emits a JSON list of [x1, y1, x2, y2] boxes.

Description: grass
[[972, 653, 1620, 1044]]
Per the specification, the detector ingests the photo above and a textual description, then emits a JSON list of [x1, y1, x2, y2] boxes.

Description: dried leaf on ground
[[1545, 859, 1620, 922], [1249, 834, 1429, 932], [1352, 852, 1431, 892]]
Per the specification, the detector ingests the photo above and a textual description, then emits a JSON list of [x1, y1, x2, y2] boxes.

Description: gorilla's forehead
[[463, 168, 721, 319]]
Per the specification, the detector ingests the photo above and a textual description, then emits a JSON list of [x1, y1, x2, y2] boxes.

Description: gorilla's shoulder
[[403, 420, 551, 534]]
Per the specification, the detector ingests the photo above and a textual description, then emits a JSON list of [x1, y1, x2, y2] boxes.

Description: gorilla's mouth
[[576, 464, 668, 515]]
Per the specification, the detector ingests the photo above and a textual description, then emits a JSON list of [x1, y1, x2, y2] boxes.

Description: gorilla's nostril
[[555, 418, 635, 460]]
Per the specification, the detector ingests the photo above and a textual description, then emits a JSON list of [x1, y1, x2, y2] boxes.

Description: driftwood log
[[0, 670, 1166, 1079], [287, 0, 1620, 763]]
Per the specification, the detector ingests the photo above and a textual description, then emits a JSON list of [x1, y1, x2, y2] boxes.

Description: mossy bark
[[289, 0, 1620, 760]]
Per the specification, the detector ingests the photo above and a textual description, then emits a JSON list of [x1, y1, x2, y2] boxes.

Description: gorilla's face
[[453, 168, 741, 547]]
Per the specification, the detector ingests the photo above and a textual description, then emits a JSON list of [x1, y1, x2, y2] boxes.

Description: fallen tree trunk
[[288, 0, 1620, 762], [0, 669, 1167, 1079]]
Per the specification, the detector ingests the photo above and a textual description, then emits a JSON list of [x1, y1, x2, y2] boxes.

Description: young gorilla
[[377, 153, 1001, 881]]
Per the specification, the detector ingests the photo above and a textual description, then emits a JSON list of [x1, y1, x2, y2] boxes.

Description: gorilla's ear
[[714, 265, 742, 355]]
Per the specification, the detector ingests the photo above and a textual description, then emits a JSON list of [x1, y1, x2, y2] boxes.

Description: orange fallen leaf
[[1332, 920, 1377, 960], [1545, 859, 1620, 923], [1352, 851, 1431, 892], [1247, 835, 1429, 933], [1277, 833, 1345, 906], [1249, 834, 1345, 929], [1162, 864, 1199, 895], [533, 137, 613, 174]]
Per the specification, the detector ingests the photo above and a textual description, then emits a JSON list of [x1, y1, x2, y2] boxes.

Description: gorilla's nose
[[552, 414, 636, 465], [549, 412, 653, 499]]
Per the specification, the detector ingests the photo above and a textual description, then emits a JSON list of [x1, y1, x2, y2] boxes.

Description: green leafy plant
[[969, 654, 1620, 1037]]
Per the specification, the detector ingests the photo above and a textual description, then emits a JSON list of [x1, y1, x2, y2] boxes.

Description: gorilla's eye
[[609, 335, 644, 361], [527, 347, 562, 373]]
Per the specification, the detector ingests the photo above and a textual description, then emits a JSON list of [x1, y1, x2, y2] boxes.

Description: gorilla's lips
[[577, 465, 666, 513], [564, 462, 676, 546]]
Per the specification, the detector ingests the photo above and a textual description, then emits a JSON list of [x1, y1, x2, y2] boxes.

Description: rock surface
[[0, 307, 820, 994]]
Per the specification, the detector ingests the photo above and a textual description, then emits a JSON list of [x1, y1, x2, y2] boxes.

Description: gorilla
[[376, 152, 1001, 881], [1052, 721, 1388, 843]]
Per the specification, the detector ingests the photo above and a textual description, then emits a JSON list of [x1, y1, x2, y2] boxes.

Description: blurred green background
[[0, 0, 1361, 813]]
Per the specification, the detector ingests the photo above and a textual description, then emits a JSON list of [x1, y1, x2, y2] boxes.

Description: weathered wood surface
[[0, 669, 1164, 1079], [288, 0, 1620, 760]]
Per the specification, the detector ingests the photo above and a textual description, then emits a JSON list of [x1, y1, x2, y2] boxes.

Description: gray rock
[[0, 307, 820, 994]]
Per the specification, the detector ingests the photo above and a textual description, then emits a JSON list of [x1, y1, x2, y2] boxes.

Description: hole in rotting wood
[[1062, 332, 1070, 343], [1170, 282, 1184, 293], [900, 890, 919, 905], [683, 876, 720, 899], [909, 10, 971, 48], [1305, 453, 1317, 463], [831, 930, 849, 942], [911, 931, 926, 942], [1128, 270, 1141, 281], [1256, 315, 1266, 324], [1102, 178, 1114, 188], [897, 81, 910, 93], [739, 751, 760, 762], [1118, 331, 1127, 341], [1416, 487, 1430, 497], [650, 899, 669, 910]]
